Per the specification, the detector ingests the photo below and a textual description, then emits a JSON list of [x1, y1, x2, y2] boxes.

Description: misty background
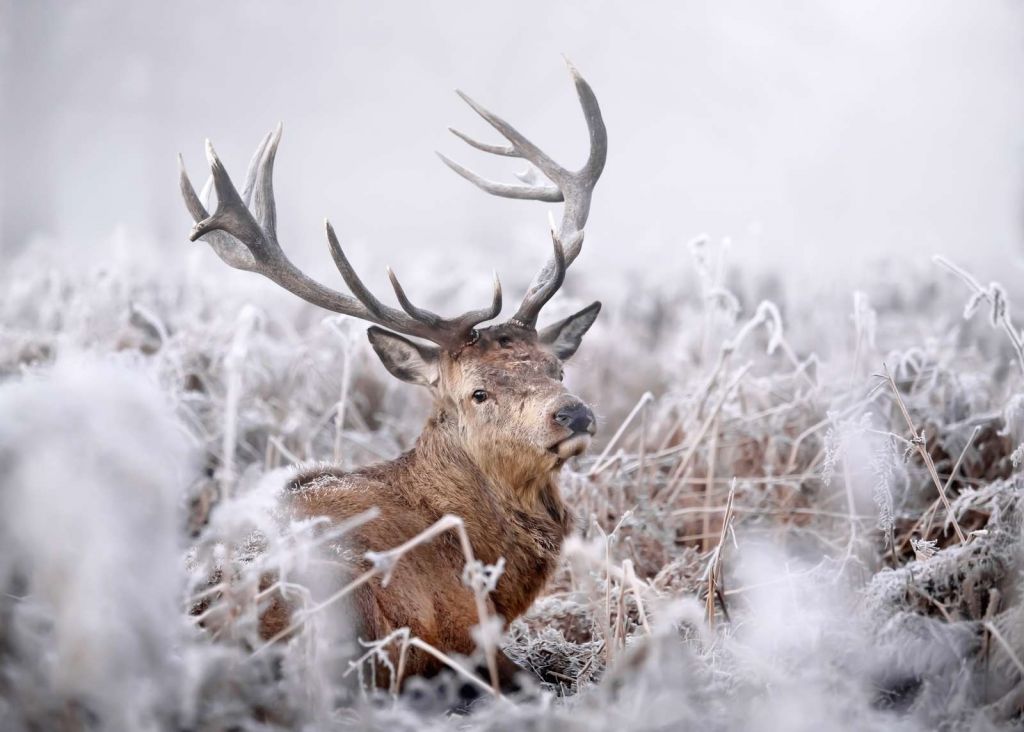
[[1, 0, 1023, 302]]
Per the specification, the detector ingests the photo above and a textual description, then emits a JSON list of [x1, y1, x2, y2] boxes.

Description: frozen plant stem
[[221, 306, 259, 498], [253, 513, 501, 694], [589, 391, 653, 475], [332, 331, 353, 464], [934, 256, 1024, 375], [366, 514, 501, 693], [705, 478, 736, 627], [702, 416, 720, 552], [622, 559, 651, 635], [882, 363, 966, 544]]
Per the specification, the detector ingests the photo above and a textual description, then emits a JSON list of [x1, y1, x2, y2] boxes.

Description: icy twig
[[253, 513, 501, 693], [881, 363, 966, 544], [407, 638, 496, 696], [365, 514, 502, 692]]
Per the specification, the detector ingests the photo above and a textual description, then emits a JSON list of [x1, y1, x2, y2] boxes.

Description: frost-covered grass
[[1, 239, 1022, 730]]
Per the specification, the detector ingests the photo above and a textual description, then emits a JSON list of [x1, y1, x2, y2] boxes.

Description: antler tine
[[249, 122, 282, 241], [181, 128, 503, 348], [453, 271, 503, 333], [447, 128, 518, 157], [324, 220, 389, 319], [179, 151, 257, 270], [387, 267, 503, 335], [240, 129, 273, 208], [436, 153, 563, 202], [386, 267, 444, 328], [453, 89, 566, 186], [510, 233, 566, 328], [442, 60, 607, 328]]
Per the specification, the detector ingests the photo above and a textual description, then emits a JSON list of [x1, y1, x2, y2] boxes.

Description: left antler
[[439, 59, 607, 329]]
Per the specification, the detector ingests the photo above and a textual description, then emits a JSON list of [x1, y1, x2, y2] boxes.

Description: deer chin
[[549, 433, 593, 461]]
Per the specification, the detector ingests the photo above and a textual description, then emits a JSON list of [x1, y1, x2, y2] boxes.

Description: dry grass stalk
[[984, 622, 1024, 678], [622, 559, 651, 635], [407, 638, 497, 696], [702, 416, 720, 552], [589, 391, 653, 475], [705, 479, 737, 627], [661, 364, 752, 505], [882, 362, 967, 544]]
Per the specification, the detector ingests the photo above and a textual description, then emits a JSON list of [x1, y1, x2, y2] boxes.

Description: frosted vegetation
[[1, 237, 1022, 730]]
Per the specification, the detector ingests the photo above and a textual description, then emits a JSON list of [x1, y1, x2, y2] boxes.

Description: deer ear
[[366, 327, 440, 387], [539, 301, 601, 360]]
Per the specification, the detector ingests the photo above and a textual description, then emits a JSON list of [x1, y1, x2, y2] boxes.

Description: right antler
[[179, 124, 501, 350], [439, 59, 607, 329]]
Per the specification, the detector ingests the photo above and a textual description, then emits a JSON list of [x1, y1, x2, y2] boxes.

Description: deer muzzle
[[550, 401, 597, 460]]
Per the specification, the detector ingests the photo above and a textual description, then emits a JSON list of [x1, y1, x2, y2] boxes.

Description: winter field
[[2, 228, 1023, 730]]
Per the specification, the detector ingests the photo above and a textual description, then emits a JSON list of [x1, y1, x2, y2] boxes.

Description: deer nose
[[554, 402, 596, 435]]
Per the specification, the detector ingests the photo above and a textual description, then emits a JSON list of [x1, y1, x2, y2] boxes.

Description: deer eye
[[471, 390, 488, 403], [498, 336, 513, 348], [558, 369, 565, 382]]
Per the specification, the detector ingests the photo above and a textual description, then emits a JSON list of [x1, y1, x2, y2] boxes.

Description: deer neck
[[409, 410, 568, 531], [406, 410, 571, 619]]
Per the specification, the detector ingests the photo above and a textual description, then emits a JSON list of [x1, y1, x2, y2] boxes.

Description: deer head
[[179, 62, 607, 479]]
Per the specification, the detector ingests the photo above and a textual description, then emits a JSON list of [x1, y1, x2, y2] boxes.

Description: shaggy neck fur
[[400, 407, 572, 619]]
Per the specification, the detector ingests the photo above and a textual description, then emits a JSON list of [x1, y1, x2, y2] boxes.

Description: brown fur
[[264, 323, 593, 688]]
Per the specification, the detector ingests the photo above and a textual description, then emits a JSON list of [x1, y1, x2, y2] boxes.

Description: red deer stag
[[179, 63, 606, 693]]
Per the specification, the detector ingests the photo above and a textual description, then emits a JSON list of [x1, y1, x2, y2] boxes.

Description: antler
[[179, 124, 501, 349], [439, 59, 607, 329]]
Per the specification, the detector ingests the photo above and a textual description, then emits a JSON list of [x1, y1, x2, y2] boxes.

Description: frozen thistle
[[364, 550, 398, 585], [910, 537, 939, 561], [462, 557, 506, 595]]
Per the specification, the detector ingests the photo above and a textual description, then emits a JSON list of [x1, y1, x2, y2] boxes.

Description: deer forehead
[[443, 343, 560, 389]]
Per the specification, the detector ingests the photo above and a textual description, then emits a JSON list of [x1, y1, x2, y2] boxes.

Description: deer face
[[367, 302, 601, 476]]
